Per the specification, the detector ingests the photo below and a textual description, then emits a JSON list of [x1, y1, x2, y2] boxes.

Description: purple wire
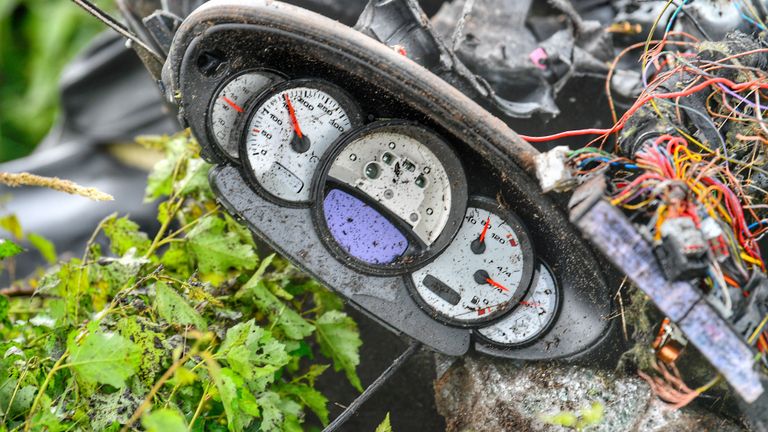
[[717, 83, 768, 111]]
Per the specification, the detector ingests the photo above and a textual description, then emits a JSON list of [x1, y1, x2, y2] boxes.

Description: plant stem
[[25, 352, 69, 431]]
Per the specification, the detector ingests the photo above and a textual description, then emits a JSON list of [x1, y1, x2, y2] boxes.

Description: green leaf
[[178, 157, 212, 197], [67, 329, 141, 388], [257, 391, 285, 432], [155, 282, 207, 330], [102, 216, 151, 256], [0, 239, 23, 259], [0, 378, 35, 420], [237, 275, 314, 340], [28, 232, 56, 263], [142, 408, 187, 432], [218, 319, 289, 391], [375, 413, 392, 432], [145, 136, 188, 201], [186, 215, 258, 275], [0, 215, 22, 239], [117, 316, 166, 386], [280, 383, 329, 425], [213, 368, 258, 432], [315, 311, 363, 391]]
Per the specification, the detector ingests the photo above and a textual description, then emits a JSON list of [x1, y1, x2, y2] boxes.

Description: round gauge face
[[242, 79, 363, 204], [476, 260, 559, 346], [408, 196, 535, 326], [313, 122, 468, 275], [210, 71, 283, 159]]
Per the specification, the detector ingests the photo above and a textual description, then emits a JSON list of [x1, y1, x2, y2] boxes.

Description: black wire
[[667, 1, 714, 41], [69, 0, 164, 61], [322, 341, 422, 432]]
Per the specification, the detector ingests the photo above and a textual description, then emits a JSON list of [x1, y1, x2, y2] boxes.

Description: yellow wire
[[749, 314, 768, 344]]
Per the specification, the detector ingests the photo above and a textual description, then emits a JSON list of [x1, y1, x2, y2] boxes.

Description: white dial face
[[245, 84, 357, 203], [328, 131, 452, 245], [211, 72, 280, 158], [410, 204, 531, 325], [477, 262, 558, 345]]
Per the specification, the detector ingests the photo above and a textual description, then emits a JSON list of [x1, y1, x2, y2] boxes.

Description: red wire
[[518, 77, 768, 143]]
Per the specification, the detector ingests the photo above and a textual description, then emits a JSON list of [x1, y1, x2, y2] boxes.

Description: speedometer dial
[[242, 79, 362, 205], [408, 196, 534, 326]]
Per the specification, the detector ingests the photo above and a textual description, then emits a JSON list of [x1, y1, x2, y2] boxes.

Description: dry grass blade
[[0, 172, 113, 201]]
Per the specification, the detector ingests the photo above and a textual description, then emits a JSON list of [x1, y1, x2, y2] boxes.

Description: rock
[[434, 355, 746, 431]]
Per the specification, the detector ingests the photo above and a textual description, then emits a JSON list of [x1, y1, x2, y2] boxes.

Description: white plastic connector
[[534, 146, 574, 193]]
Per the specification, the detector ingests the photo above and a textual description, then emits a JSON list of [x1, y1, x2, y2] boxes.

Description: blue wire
[[733, 0, 768, 31], [577, 157, 638, 170], [664, 0, 688, 35], [748, 219, 768, 231]]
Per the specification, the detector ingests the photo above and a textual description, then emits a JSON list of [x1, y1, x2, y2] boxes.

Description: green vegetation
[[0, 132, 362, 430], [0, 0, 108, 161]]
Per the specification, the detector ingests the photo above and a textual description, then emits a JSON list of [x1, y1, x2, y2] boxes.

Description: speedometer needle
[[283, 93, 303, 138], [486, 277, 510, 292], [470, 215, 491, 254], [473, 270, 509, 292], [222, 96, 244, 113], [283, 93, 311, 153]]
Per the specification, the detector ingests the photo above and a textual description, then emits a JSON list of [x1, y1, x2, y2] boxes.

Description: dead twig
[[0, 172, 113, 201]]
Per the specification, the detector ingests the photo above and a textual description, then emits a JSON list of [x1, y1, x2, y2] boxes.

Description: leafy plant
[[0, 131, 362, 430]]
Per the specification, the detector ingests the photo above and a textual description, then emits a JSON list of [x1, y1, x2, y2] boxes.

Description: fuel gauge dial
[[210, 70, 283, 159], [476, 260, 559, 346], [408, 196, 534, 326]]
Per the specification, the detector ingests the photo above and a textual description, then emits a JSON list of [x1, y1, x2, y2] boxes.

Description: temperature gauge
[[476, 260, 559, 346], [408, 196, 534, 326], [242, 79, 363, 205], [209, 70, 283, 159]]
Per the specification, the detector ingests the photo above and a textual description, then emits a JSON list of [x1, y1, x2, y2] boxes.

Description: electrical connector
[[534, 146, 575, 193], [700, 217, 730, 261], [654, 217, 709, 281]]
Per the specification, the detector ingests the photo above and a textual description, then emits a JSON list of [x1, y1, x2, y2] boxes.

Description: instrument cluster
[[165, 0, 615, 360]]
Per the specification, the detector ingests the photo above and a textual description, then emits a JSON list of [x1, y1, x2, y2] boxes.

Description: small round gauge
[[476, 260, 559, 346], [312, 121, 468, 275], [407, 196, 535, 326], [209, 70, 283, 159], [241, 79, 363, 205]]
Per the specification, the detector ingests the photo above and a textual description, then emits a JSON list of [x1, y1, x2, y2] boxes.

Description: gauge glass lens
[[328, 131, 452, 245], [211, 71, 281, 159], [244, 81, 361, 203], [477, 261, 558, 345], [313, 122, 468, 275], [409, 198, 534, 325]]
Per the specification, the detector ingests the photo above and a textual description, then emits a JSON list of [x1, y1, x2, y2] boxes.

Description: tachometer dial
[[241, 79, 363, 205], [312, 121, 468, 275], [408, 196, 534, 326], [210, 71, 283, 159], [476, 260, 559, 346]]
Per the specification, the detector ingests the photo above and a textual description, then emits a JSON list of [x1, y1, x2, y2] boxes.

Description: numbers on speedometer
[[241, 79, 363, 205], [408, 196, 535, 326]]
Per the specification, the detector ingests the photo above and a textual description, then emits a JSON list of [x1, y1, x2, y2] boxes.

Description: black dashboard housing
[[163, 0, 619, 361]]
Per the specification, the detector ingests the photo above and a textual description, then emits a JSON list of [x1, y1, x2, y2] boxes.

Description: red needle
[[478, 215, 491, 243], [221, 96, 243, 113], [283, 93, 304, 139], [486, 277, 509, 292]]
